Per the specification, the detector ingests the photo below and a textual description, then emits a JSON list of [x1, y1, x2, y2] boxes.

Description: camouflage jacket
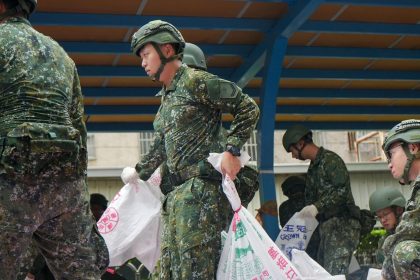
[[135, 65, 260, 179], [306, 147, 356, 214], [382, 175, 420, 255], [0, 17, 87, 152]]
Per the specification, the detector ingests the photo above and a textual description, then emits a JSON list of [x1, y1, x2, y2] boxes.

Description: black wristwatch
[[226, 144, 241, 156]]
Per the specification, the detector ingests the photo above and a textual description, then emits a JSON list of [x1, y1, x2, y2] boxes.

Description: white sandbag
[[291, 249, 345, 280], [217, 207, 303, 280], [275, 212, 319, 260], [97, 169, 163, 272], [367, 268, 382, 280]]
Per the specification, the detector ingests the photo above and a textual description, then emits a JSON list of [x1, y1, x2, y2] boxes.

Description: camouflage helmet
[[182, 42, 207, 70], [281, 175, 305, 197], [131, 20, 185, 56], [369, 187, 406, 213], [382, 119, 420, 153], [282, 124, 312, 152]]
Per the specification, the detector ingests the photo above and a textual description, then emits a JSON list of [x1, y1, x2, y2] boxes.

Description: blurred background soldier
[[381, 119, 420, 280], [369, 187, 406, 267], [0, 0, 108, 278], [90, 193, 109, 222], [278, 175, 319, 260], [127, 20, 259, 279], [279, 175, 306, 227], [283, 124, 361, 275]]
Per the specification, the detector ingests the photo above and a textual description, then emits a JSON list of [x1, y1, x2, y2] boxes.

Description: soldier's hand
[[121, 166, 140, 185], [221, 151, 241, 179]]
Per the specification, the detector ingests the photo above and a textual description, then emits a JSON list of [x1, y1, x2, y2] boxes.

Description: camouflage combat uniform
[[135, 64, 259, 279], [306, 147, 361, 275], [0, 17, 108, 279], [382, 175, 420, 280]]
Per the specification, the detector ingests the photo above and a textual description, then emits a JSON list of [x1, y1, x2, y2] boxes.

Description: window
[[138, 130, 259, 162], [243, 130, 258, 162], [139, 131, 155, 159], [87, 133, 96, 160]]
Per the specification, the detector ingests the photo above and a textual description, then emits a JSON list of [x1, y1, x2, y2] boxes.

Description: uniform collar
[[2, 16, 31, 26], [156, 64, 187, 97], [312, 146, 325, 166]]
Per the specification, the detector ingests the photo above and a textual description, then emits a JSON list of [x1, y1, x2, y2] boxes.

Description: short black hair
[[90, 193, 108, 210]]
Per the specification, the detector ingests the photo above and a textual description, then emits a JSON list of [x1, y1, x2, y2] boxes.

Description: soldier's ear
[[408, 143, 419, 154]]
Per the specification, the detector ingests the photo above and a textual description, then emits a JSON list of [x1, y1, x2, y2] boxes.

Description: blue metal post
[[258, 36, 288, 240]]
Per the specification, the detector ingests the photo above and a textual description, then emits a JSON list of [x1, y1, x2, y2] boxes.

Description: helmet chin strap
[[150, 42, 181, 82], [400, 144, 416, 185], [296, 142, 307, 161]]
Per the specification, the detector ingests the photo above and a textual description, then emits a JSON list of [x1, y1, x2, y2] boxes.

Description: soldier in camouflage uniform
[[283, 124, 361, 275], [369, 187, 406, 267], [381, 119, 420, 280], [127, 20, 260, 279], [0, 0, 108, 278]]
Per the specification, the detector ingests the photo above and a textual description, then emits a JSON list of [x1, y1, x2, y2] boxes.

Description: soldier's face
[[386, 142, 406, 180], [139, 43, 161, 77], [376, 207, 398, 231]]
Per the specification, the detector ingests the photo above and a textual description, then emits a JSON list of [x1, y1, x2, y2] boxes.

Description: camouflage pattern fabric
[[317, 217, 360, 274], [305, 147, 361, 275], [135, 64, 259, 179], [0, 16, 107, 279], [382, 176, 420, 280], [135, 65, 259, 279], [376, 232, 391, 267], [159, 178, 230, 279]]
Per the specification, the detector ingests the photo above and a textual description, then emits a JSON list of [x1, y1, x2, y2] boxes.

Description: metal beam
[[62, 42, 420, 61], [326, 0, 420, 7], [77, 66, 420, 80], [231, 0, 325, 88], [274, 121, 405, 130], [31, 13, 273, 31], [275, 105, 420, 114], [286, 46, 420, 60], [300, 20, 420, 35], [83, 87, 420, 99]]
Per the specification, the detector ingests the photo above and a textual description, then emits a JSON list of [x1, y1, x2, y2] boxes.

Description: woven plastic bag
[[97, 169, 163, 272], [275, 212, 318, 260], [291, 249, 345, 280], [208, 152, 303, 280], [217, 205, 304, 280]]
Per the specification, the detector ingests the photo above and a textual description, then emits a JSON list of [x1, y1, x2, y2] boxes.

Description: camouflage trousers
[[317, 217, 361, 275], [382, 240, 420, 280], [0, 145, 108, 279], [156, 177, 230, 280]]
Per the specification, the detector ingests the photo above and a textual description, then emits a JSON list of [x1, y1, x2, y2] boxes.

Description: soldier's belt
[[168, 160, 221, 187]]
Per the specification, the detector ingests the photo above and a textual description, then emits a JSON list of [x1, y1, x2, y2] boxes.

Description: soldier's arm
[[314, 155, 350, 211], [70, 67, 88, 171], [135, 130, 166, 181], [204, 78, 260, 148]]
